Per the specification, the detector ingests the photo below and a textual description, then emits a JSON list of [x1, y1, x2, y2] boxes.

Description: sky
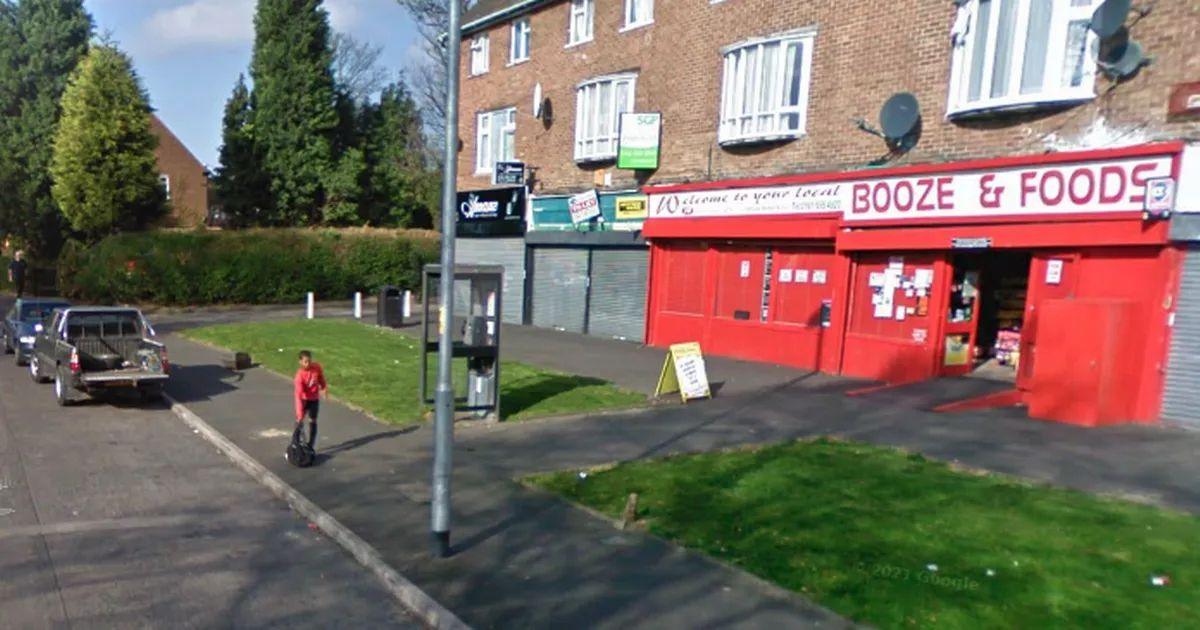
[[84, 0, 423, 168]]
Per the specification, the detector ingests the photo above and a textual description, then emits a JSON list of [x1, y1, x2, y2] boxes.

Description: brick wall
[[457, 0, 1200, 196], [150, 115, 209, 227]]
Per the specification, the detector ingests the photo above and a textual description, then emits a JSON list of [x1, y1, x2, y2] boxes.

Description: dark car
[[29, 306, 169, 406], [3, 298, 70, 366]]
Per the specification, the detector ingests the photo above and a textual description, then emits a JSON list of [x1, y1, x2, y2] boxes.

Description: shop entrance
[[940, 251, 1032, 381]]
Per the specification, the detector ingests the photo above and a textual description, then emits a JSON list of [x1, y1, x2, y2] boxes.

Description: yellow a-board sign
[[655, 342, 712, 402]]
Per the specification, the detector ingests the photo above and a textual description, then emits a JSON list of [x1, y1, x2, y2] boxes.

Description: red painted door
[[1018, 253, 1080, 390], [939, 264, 983, 377]]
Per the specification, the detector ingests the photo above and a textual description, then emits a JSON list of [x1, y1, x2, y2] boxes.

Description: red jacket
[[294, 363, 327, 419]]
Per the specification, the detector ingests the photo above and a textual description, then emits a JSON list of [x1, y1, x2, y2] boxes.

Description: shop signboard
[[647, 153, 1174, 223], [615, 196, 649, 220], [1143, 176, 1175, 217], [492, 161, 525, 187], [456, 187, 526, 236], [655, 342, 711, 402], [617, 113, 662, 170], [568, 190, 602, 224]]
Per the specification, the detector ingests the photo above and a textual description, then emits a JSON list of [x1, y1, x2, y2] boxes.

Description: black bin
[[377, 285, 404, 328]]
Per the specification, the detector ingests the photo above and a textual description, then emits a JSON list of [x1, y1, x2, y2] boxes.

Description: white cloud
[[138, 0, 365, 57]]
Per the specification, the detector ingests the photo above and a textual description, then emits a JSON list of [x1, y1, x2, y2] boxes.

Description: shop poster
[[656, 342, 712, 403]]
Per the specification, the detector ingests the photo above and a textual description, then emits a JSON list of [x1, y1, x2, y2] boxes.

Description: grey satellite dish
[[1090, 0, 1131, 39], [1099, 39, 1146, 78], [880, 92, 920, 146]]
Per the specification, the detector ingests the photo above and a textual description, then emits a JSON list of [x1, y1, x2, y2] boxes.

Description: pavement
[[0, 341, 415, 627]]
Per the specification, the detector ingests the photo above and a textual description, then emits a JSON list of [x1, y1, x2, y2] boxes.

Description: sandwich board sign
[[655, 342, 712, 402]]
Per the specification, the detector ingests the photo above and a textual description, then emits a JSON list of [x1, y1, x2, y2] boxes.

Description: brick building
[[150, 114, 209, 227], [455, 0, 1200, 427]]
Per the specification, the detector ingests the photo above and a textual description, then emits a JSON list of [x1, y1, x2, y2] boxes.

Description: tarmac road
[[0, 299, 415, 629]]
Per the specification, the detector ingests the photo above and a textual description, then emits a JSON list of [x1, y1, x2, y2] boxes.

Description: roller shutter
[[1163, 247, 1200, 429], [587, 248, 648, 342], [454, 237, 526, 324], [531, 247, 589, 333]]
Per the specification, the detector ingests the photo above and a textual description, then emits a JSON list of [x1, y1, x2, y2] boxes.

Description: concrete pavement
[[0, 339, 415, 628]]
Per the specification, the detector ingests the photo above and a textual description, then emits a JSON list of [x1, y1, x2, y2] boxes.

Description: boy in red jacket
[[293, 350, 328, 449]]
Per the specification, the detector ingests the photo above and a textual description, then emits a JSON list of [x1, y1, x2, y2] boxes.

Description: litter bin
[[377, 285, 404, 328]]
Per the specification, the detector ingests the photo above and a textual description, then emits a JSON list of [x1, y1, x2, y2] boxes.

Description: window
[[575, 74, 636, 162], [623, 0, 653, 29], [475, 108, 516, 174], [719, 30, 815, 145], [948, 0, 1101, 116], [469, 34, 489, 75], [568, 0, 593, 45], [159, 174, 171, 200], [510, 18, 530, 63]]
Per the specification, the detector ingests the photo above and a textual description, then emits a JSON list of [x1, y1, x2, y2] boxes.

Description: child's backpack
[[286, 436, 315, 468]]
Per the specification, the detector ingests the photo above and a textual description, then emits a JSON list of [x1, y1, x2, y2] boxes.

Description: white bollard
[[306, 292, 315, 320], [353, 292, 363, 319], [402, 290, 412, 320]]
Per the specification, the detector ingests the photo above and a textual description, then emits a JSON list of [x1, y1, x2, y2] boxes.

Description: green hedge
[[57, 229, 440, 305]]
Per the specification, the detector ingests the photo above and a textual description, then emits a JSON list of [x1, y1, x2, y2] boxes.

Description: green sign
[[617, 112, 661, 170]]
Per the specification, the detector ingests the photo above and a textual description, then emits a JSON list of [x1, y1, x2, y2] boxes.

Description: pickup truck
[[29, 307, 169, 406]]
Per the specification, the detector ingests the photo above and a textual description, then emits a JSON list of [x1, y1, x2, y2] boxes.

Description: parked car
[[2, 298, 70, 366], [29, 307, 169, 406]]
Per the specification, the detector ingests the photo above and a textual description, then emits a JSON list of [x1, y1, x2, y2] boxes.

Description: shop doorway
[[940, 251, 1032, 381]]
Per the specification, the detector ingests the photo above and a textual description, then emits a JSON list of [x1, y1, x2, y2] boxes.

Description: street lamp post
[[432, 0, 462, 559]]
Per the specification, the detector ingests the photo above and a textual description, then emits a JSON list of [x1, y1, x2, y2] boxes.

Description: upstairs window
[[575, 74, 636, 162], [948, 0, 1102, 117], [476, 107, 516, 174], [719, 30, 815, 145], [568, 0, 593, 45], [623, 0, 653, 30], [469, 34, 489, 75], [159, 174, 171, 200], [510, 18, 531, 63]]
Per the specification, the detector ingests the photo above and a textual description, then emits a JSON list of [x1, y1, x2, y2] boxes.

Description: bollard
[[306, 292, 315, 320], [403, 290, 412, 320], [354, 292, 363, 319]]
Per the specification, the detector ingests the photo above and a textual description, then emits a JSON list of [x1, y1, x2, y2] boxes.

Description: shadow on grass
[[500, 373, 617, 419]]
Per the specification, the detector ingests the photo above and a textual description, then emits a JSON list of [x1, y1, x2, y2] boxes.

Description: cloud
[[138, 0, 365, 56]]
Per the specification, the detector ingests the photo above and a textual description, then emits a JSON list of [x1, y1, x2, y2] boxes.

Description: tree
[[213, 74, 271, 226], [1, 0, 92, 255], [393, 0, 470, 162], [50, 45, 165, 238], [322, 146, 366, 225], [332, 32, 388, 105], [250, 0, 340, 226], [360, 81, 435, 228]]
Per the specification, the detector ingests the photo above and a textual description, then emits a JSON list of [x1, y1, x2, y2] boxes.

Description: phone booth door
[[940, 265, 982, 377]]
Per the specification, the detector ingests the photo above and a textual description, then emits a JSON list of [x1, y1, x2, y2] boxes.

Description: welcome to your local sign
[[647, 153, 1175, 222]]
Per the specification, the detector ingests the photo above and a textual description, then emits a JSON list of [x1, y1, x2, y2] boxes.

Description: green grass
[[183, 319, 645, 424], [528, 439, 1199, 628]]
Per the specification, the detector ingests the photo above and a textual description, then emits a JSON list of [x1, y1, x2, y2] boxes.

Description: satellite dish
[[1098, 38, 1146, 78], [880, 92, 920, 144], [1090, 0, 1131, 39], [532, 83, 543, 119]]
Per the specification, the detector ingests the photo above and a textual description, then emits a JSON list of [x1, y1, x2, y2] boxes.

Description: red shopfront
[[644, 142, 1186, 426]]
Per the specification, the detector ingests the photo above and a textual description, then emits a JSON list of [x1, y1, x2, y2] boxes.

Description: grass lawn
[[528, 439, 1199, 628], [183, 319, 645, 424]]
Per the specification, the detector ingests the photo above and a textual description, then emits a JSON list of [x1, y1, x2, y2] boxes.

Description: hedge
[[57, 228, 440, 305]]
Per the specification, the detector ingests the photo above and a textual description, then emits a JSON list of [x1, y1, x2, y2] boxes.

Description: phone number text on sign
[[845, 156, 1171, 221]]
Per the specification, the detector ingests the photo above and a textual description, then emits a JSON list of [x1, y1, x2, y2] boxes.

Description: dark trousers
[[294, 399, 319, 448], [13, 277, 23, 297]]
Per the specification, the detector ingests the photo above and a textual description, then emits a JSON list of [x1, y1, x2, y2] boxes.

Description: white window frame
[[947, 0, 1101, 118], [622, 0, 653, 31], [567, 0, 594, 46], [475, 107, 516, 175], [718, 28, 815, 146], [159, 174, 171, 200], [510, 18, 531, 64], [469, 34, 489, 75], [574, 73, 637, 163]]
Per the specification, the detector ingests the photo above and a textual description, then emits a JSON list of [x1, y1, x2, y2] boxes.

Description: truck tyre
[[54, 367, 74, 407], [29, 355, 48, 383]]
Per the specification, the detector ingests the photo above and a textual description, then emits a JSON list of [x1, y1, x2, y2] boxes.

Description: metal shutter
[[454, 237, 526, 324], [1163, 247, 1200, 429], [587, 248, 649, 343], [531, 247, 589, 333]]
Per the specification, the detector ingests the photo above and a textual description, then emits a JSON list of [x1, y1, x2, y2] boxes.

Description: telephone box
[[420, 264, 504, 421]]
